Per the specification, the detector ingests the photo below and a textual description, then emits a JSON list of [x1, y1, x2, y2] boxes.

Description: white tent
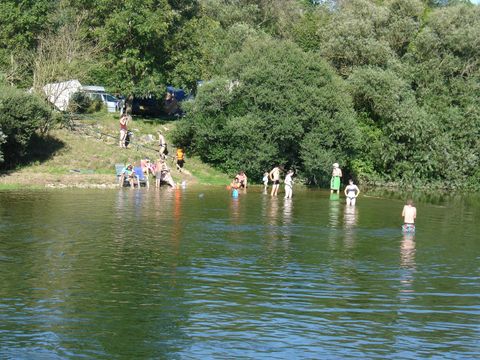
[[43, 80, 82, 111]]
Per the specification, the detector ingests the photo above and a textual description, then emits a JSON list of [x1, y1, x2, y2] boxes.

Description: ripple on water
[[1, 189, 479, 359]]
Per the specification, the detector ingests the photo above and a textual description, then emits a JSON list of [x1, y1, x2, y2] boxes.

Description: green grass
[[8, 111, 230, 186]]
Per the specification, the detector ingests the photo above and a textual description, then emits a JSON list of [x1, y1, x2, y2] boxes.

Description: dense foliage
[[0, 0, 478, 187], [0, 86, 54, 168], [173, 39, 360, 184]]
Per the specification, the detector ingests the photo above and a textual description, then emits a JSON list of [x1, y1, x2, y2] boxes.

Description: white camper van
[[43, 81, 120, 113], [82, 85, 120, 113]]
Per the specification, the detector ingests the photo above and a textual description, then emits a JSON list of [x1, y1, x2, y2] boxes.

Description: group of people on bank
[[118, 113, 186, 188], [118, 157, 176, 189]]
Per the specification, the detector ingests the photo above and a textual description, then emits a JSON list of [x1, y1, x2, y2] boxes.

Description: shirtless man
[[402, 199, 417, 232], [269, 165, 282, 196], [235, 171, 248, 189]]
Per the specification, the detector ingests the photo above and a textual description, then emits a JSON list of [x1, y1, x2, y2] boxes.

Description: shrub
[[0, 85, 53, 168], [68, 91, 92, 113], [172, 39, 361, 184]]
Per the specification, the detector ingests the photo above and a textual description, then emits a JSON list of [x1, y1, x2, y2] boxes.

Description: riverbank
[[0, 112, 230, 189]]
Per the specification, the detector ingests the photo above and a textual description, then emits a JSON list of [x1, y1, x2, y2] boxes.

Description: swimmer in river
[[402, 199, 417, 232]]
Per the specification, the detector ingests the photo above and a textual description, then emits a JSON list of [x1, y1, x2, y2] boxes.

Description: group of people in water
[[230, 162, 416, 232]]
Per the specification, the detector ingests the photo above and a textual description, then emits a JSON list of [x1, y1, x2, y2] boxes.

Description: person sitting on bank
[[330, 162, 342, 194], [141, 158, 155, 176], [155, 159, 176, 188], [344, 179, 360, 206], [402, 199, 417, 232], [235, 171, 248, 189], [119, 163, 137, 188]]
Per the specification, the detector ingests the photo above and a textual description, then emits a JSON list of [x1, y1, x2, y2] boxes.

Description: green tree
[[0, 86, 54, 168], [173, 39, 360, 184], [93, 0, 175, 109]]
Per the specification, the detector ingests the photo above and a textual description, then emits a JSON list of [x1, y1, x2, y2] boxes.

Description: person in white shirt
[[284, 170, 294, 199]]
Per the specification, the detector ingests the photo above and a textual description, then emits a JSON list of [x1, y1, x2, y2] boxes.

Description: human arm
[[355, 185, 360, 197]]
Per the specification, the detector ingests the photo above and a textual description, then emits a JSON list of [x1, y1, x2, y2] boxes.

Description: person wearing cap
[[330, 163, 342, 194]]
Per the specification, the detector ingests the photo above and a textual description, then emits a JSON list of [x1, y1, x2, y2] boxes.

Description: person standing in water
[[269, 165, 282, 196], [262, 172, 269, 192], [402, 199, 417, 232], [330, 163, 342, 194], [284, 169, 294, 199], [344, 179, 360, 206]]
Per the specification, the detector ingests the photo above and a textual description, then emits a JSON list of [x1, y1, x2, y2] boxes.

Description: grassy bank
[[0, 112, 230, 189]]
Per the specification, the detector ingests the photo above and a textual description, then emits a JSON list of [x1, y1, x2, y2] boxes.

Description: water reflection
[[399, 232, 416, 302], [400, 233, 416, 269], [329, 193, 341, 247], [2, 190, 480, 359], [343, 205, 358, 249], [282, 198, 293, 247]]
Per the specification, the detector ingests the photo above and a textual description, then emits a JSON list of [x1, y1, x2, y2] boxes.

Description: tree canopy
[[0, 0, 478, 188]]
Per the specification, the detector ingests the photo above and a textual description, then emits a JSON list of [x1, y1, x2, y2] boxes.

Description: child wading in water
[[402, 199, 417, 232], [262, 172, 269, 192], [284, 170, 294, 199]]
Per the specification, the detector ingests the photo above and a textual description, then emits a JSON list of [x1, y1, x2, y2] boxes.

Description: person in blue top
[[119, 164, 138, 188]]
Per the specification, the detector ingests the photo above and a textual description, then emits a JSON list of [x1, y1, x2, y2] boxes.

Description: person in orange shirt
[[175, 147, 185, 172]]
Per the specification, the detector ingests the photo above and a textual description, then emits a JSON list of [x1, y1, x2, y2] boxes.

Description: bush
[[172, 39, 361, 184], [68, 91, 92, 113], [0, 85, 53, 169]]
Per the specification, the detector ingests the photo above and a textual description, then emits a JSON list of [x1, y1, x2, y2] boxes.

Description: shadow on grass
[[0, 133, 66, 172]]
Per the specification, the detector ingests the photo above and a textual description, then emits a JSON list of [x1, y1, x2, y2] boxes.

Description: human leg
[[119, 130, 127, 148]]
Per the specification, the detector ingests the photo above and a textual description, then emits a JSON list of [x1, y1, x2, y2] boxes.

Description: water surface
[[0, 187, 479, 359]]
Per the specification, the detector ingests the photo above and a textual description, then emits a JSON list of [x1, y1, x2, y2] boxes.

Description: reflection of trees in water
[[107, 189, 189, 357], [261, 197, 292, 263], [0, 191, 190, 358]]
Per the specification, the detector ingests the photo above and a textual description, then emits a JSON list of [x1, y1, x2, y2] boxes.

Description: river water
[[0, 187, 479, 359]]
